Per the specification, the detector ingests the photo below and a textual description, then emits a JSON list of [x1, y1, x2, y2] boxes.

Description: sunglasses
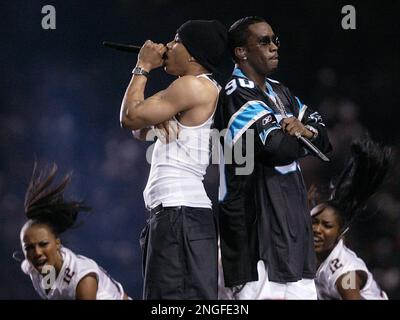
[[255, 35, 280, 48]]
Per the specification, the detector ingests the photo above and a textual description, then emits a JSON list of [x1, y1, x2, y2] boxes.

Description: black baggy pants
[[140, 206, 218, 300]]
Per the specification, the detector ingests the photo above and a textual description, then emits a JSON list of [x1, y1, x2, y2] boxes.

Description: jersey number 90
[[225, 78, 255, 95]]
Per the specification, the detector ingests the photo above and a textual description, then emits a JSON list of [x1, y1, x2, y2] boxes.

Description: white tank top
[[21, 246, 125, 300], [143, 74, 220, 209], [315, 239, 388, 300]]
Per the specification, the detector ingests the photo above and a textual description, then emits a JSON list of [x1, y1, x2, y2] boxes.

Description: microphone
[[103, 41, 168, 61], [295, 133, 330, 162], [102, 41, 141, 53]]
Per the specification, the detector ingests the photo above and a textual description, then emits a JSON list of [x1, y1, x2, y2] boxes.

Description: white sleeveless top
[[143, 74, 220, 209], [315, 239, 388, 300], [21, 246, 125, 300]]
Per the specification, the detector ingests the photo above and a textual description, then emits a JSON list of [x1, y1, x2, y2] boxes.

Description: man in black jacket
[[216, 16, 332, 299]]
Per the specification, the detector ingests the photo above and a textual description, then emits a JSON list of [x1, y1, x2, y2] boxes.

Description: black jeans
[[139, 206, 218, 300]]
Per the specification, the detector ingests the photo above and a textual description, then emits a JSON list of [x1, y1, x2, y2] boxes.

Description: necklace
[[265, 81, 287, 118], [274, 93, 288, 118]]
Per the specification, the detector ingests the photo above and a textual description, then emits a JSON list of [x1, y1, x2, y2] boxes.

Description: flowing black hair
[[24, 162, 90, 236], [311, 135, 391, 235]]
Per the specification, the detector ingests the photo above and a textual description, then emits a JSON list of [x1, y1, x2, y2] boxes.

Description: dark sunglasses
[[257, 35, 280, 48]]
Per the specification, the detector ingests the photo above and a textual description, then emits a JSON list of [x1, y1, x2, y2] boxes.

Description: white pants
[[219, 260, 317, 300]]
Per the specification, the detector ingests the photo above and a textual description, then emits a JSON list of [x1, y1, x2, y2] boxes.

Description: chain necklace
[[265, 81, 288, 118], [274, 93, 288, 118]]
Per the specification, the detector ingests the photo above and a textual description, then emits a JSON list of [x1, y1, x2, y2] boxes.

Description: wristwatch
[[132, 66, 150, 78], [305, 125, 319, 140]]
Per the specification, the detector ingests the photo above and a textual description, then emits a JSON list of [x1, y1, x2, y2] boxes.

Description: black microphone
[[102, 41, 141, 53], [103, 41, 168, 60]]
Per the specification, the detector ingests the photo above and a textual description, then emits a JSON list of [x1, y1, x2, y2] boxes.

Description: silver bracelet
[[132, 66, 149, 77]]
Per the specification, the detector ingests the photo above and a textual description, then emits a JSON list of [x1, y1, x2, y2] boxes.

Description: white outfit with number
[[21, 246, 125, 300], [315, 239, 388, 300]]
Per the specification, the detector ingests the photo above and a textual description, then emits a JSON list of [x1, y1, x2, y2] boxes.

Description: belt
[[148, 204, 182, 217]]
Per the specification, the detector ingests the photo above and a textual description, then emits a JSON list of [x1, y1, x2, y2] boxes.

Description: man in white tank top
[[120, 20, 228, 299]]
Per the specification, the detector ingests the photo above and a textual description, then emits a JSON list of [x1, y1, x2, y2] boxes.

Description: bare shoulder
[[167, 75, 218, 104], [335, 270, 364, 300], [76, 272, 98, 300], [172, 75, 210, 87]]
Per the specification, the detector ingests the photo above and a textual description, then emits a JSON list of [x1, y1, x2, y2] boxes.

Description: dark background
[[1, 0, 399, 299]]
